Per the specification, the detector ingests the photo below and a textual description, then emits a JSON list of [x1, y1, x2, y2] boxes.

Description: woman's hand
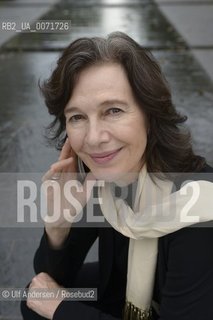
[[27, 272, 65, 319], [42, 138, 96, 248]]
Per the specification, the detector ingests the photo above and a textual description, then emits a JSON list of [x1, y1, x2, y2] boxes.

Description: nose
[[84, 120, 110, 147]]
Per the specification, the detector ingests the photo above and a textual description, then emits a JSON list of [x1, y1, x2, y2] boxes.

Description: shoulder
[[159, 223, 213, 272], [201, 163, 213, 173], [164, 222, 213, 244], [173, 163, 213, 191], [156, 225, 213, 319], [157, 224, 213, 303], [198, 163, 213, 178]]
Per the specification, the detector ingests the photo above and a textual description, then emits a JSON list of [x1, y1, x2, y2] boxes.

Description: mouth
[[89, 148, 123, 164]]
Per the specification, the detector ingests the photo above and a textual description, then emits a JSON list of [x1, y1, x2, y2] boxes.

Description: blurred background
[[0, 0, 213, 318]]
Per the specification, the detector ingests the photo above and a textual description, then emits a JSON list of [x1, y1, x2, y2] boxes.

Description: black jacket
[[34, 165, 213, 320]]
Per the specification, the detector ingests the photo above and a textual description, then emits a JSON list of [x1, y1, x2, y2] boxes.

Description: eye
[[68, 114, 85, 123], [106, 107, 123, 115]]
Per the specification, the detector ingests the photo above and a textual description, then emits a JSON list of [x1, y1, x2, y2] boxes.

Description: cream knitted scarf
[[98, 165, 213, 320]]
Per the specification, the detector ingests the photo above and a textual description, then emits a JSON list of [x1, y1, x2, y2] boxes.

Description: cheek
[[66, 129, 84, 153], [133, 122, 147, 155], [139, 129, 147, 152], [139, 137, 147, 157]]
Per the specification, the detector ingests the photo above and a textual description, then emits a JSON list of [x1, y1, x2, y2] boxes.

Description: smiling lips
[[90, 148, 122, 164]]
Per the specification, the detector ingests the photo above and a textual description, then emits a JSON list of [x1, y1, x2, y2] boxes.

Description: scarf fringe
[[123, 301, 152, 320]]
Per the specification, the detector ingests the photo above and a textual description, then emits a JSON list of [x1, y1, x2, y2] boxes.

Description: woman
[[21, 32, 213, 320]]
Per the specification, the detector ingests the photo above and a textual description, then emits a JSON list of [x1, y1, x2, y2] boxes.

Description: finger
[[29, 275, 38, 287], [50, 158, 74, 172], [58, 138, 76, 161], [42, 158, 73, 182], [36, 272, 50, 279], [62, 155, 78, 173]]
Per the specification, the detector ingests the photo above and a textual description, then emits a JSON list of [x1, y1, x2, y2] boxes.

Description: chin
[[91, 168, 138, 186], [91, 168, 123, 183]]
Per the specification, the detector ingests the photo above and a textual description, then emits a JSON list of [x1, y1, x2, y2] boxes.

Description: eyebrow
[[64, 99, 129, 115]]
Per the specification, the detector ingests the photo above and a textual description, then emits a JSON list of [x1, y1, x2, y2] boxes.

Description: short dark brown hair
[[40, 31, 205, 175]]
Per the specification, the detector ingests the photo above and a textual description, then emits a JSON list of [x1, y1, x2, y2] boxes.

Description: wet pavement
[[0, 0, 59, 47], [1, 1, 186, 51], [155, 0, 213, 82], [0, 0, 213, 319]]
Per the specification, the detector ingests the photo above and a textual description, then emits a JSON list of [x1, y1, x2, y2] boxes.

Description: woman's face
[[64, 62, 147, 182]]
